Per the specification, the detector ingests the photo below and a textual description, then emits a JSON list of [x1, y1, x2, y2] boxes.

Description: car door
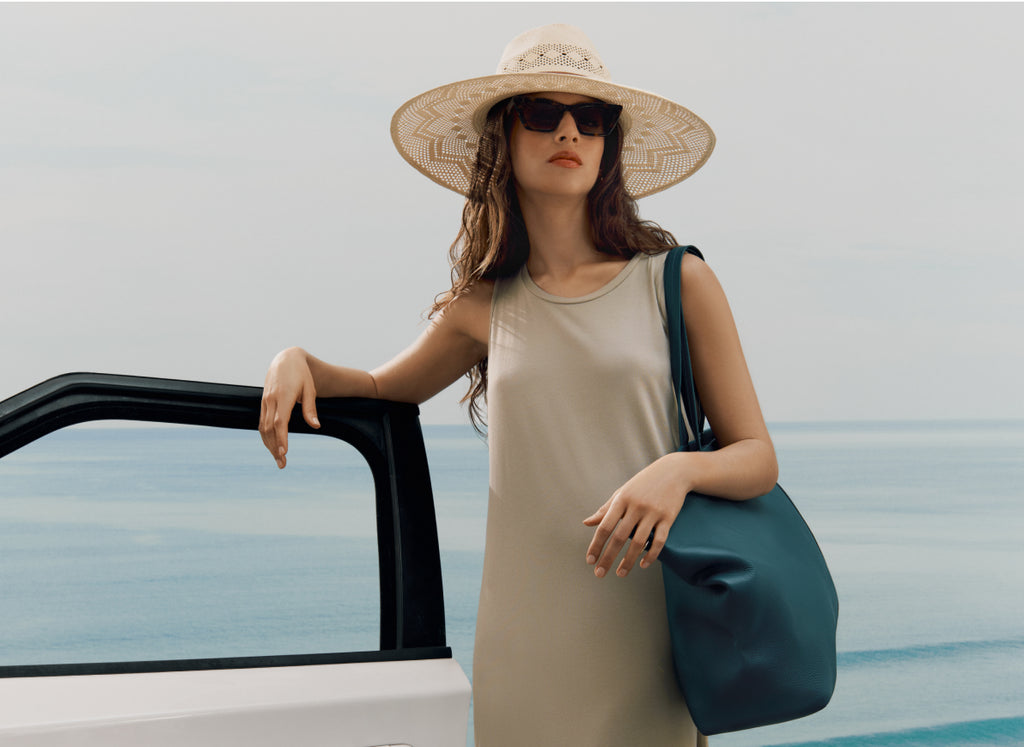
[[0, 373, 470, 747]]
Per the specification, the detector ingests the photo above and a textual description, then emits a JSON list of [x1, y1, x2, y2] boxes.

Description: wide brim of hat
[[390, 72, 716, 199]]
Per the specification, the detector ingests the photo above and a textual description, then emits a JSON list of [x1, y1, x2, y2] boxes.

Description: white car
[[0, 373, 471, 746]]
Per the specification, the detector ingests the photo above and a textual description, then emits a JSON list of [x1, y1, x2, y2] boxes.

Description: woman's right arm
[[259, 281, 491, 468]]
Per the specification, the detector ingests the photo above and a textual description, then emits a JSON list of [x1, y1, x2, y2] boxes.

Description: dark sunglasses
[[510, 96, 622, 137]]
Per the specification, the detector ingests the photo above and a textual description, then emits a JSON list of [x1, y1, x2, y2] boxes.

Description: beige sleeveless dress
[[473, 251, 703, 746]]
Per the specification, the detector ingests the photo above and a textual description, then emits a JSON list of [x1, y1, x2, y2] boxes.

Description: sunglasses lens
[[513, 98, 621, 137], [573, 105, 611, 136], [518, 100, 563, 131]]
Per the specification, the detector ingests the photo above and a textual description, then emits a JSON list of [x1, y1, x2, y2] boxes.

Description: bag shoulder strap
[[664, 245, 706, 452]]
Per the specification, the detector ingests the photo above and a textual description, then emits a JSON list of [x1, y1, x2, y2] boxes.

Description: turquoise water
[[1, 421, 1022, 745]]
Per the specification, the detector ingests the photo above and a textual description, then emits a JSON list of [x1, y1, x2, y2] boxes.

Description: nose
[[553, 111, 580, 142]]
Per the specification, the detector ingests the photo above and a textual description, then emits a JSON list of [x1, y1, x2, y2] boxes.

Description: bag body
[[660, 246, 839, 735]]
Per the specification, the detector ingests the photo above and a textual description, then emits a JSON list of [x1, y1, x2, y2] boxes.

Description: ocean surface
[[1, 420, 1022, 745]]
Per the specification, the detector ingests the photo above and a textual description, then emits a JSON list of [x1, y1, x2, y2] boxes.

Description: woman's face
[[508, 91, 606, 201]]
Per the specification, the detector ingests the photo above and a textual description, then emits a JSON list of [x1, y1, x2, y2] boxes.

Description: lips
[[549, 150, 582, 167]]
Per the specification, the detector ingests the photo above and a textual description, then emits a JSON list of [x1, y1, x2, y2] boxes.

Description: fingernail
[[640, 560, 649, 569], [617, 568, 628, 577], [278, 446, 285, 456], [311, 417, 320, 427], [595, 567, 606, 578], [586, 554, 596, 564]]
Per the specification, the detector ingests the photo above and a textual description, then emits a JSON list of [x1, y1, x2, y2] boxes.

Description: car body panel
[[0, 659, 468, 747]]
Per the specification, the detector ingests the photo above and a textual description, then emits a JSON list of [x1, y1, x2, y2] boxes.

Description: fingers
[[587, 512, 660, 578], [258, 395, 274, 463], [277, 397, 293, 458], [584, 498, 620, 569], [258, 348, 318, 470], [582, 499, 611, 527], [617, 518, 657, 577], [260, 386, 320, 468], [640, 523, 671, 569], [585, 498, 642, 578], [584, 477, 684, 578], [302, 378, 321, 430], [259, 390, 291, 469]]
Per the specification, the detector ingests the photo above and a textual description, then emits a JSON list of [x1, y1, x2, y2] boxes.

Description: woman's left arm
[[584, 252, 778, 578]]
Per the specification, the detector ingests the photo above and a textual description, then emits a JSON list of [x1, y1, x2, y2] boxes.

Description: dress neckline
[[519, 252, 643, 304]]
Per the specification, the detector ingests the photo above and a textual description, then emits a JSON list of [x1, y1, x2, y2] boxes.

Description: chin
[[517, 176, 599, 201]]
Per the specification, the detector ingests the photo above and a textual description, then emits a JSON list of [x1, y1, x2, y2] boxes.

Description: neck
[[517, 189, 600, 277]]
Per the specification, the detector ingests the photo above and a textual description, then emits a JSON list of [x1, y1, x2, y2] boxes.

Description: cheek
[[508, 126, 524, 174], [582, 139, 605, 183], [508, 125, 544, 182], [509, 122, 542, 154]]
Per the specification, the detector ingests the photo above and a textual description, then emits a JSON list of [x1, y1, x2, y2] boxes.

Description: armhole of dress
[[653, 251, 696, 450], [488, 276, 506, 351]]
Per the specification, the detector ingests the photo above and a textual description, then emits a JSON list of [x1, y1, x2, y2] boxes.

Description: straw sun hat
[[390, 23, 715, 199]]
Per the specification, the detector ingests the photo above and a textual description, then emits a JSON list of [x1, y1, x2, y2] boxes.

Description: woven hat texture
[[391, 24, 715, 199]]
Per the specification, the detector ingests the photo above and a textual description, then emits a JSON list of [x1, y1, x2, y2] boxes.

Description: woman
[[260, 24, 777, 746]]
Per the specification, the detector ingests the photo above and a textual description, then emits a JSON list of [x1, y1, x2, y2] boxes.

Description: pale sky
[[2, 2, 1022, 424]]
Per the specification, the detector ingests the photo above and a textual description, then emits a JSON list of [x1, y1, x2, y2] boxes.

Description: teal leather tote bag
[[660, 246, 839, 735]]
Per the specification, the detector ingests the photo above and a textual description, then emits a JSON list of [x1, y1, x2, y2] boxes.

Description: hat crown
[[495, 24, 611, 81]]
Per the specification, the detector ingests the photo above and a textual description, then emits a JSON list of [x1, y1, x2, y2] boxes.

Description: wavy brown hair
[[431, 98, 679, 433]]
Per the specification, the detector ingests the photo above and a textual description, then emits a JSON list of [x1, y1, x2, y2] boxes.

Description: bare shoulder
[[459, 278, 495, 307], [680, 250, 730, 319], [437, 279, 493, 348], [679, 249, 717, 285]]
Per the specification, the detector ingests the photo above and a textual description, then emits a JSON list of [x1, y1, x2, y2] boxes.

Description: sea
[[1, 420, 1022, 746]]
